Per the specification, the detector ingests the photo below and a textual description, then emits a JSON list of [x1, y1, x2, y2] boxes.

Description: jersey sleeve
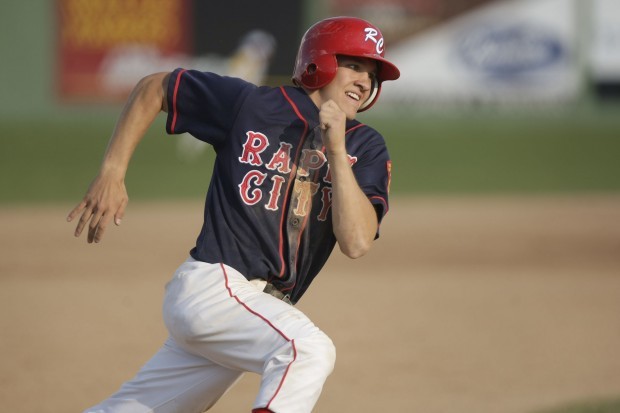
[[349, 128, 392, 231], [165, 68, 256, 147]]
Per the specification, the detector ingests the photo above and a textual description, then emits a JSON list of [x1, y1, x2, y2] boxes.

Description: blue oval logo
[[456, 24, 565, 77]]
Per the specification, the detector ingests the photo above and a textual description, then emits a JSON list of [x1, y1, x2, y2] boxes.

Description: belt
[[263, 283, 293, 305]]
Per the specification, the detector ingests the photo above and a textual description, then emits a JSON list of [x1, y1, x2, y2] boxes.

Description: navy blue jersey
[[166, 68, 391, 302]]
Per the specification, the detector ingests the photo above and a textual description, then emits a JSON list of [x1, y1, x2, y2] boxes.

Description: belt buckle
[[263, 283, 293, 305]]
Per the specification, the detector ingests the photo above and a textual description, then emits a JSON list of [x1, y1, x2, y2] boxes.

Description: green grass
[[0, 115, 215, 204], [1, 104, 619, 204], [530, 396, 620, 413], [362, 104, 620, 195]]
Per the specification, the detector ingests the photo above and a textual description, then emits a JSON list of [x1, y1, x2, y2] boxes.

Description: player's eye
[[338, 57, 377, 79]]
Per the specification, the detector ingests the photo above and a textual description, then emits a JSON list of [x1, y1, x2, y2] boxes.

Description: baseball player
[[67, 16, 399, 413]]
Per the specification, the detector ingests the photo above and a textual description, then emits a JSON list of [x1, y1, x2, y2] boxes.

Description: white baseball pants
[[83, 258, 336, 413]]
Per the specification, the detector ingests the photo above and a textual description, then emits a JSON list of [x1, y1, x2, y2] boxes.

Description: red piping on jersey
[[277, 86, 310, 279], [369, 195, 389, 213], [220, 263, 297, 408], [346, 123, 366, 134], [170, 69, 187, 134]]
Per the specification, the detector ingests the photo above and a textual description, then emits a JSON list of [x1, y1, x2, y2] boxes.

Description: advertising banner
[[590, 0, 620, 80], [589, 0, 620, 98], [380, 0, 581, 105], [56, 0, 191, 102]]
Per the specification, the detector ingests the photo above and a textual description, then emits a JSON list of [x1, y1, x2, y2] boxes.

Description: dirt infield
[[1, 195, 619, 413]]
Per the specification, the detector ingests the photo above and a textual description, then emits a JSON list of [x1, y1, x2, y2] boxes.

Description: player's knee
[[301, 331, 336, 378], [321, 338, 337, 377]]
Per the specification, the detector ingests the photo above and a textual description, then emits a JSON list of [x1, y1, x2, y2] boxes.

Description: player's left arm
[[320, 101, 378, 259]]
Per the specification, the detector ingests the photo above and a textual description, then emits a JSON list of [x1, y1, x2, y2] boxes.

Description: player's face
[[316, 56, 378, 120]]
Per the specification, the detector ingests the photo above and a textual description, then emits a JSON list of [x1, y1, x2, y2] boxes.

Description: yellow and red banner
[[56, 0, 191, 102]]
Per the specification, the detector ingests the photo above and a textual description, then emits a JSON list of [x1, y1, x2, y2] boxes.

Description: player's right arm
[[67, 72, 170, 244]]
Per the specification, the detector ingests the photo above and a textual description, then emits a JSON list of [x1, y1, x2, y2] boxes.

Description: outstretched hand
[[65, 72, 169, 244], [67, 172, 128, 243]]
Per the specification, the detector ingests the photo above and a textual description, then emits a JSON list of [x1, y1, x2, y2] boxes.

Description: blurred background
[[1, 2, 619, 413], [0, 0, 619, 201]]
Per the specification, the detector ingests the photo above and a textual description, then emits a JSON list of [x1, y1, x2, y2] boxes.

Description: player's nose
[[354, 72, 373, 92]]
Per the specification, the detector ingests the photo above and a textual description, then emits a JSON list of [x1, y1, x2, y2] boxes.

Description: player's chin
[[340, 97, 361, 120], [344, 105, 359, 120]]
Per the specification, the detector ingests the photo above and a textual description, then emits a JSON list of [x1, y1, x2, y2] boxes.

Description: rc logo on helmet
[[364, 28, 384, 54]]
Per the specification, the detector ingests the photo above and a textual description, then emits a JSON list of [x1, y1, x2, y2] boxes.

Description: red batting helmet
[[292, 16, 400, 111]]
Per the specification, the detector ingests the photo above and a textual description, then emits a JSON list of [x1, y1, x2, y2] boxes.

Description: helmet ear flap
[[299, 54, 338, 89], [359, 78, 381, 112], [303, 63, 318, 81]]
